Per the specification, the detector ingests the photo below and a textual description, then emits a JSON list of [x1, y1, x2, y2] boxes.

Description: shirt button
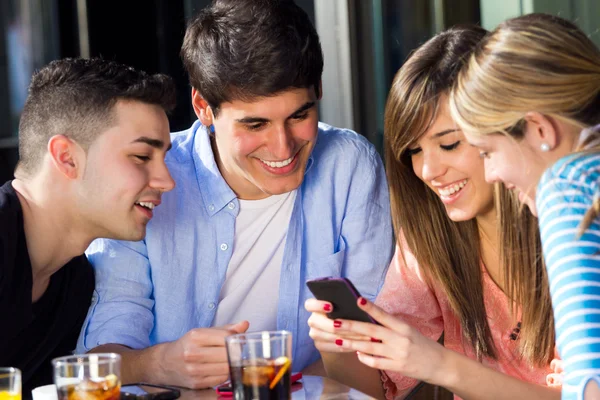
[[220, 243, 228, 251], [227, 202, 235, 210], [208, 302, 216, 310], [208, 204, 215, 211]]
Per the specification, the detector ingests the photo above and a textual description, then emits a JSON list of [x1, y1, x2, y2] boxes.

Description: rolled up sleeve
[[76, 238, 155, 352]]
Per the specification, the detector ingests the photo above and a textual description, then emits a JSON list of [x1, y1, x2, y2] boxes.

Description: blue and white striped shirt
[[537, 147, 600, 399]]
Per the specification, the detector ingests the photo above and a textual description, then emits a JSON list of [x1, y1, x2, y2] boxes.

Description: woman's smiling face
[[409, 99, 495, 221]]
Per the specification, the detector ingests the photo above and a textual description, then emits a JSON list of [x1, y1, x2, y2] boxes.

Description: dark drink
[[230, 357, 291, 400], [57, 374, 120, 400]]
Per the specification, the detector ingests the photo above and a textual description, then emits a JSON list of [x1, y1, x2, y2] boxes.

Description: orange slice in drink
[[269, 357, 291, 390]]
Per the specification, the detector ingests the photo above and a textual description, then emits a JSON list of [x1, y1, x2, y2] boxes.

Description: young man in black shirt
[[0, 58, 177, 395]]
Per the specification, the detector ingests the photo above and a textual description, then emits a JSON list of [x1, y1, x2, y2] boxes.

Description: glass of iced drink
[[52, 354, 120, 400], [0, 368, 21, 400], [226, 331, 292, 400]]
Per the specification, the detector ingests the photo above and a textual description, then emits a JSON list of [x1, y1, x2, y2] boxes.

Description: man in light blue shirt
[[77, 0, 393, 389]]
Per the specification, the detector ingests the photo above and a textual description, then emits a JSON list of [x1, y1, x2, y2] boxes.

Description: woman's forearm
[[438, 350, 560, 400]]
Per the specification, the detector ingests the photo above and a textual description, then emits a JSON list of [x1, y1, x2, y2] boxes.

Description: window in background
[[0, 0, 60, 139], [480, 0, 600, 47], [0, 0, 60, 183], [346, 0, 480, 153]]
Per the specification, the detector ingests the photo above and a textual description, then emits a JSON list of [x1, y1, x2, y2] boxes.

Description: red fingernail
[[333, 320, 342, 328], [335, 339, 343, 346], [359, 297, 367, 305], [371, 337, 381, 343], [323, 304, 332, 312]]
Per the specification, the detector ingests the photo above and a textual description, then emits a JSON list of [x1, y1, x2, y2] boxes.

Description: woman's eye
[[478, 150, 489, 159], [405, 147, 422, 157], [440, 141, 460, 151], [135, 155, 151, 162]]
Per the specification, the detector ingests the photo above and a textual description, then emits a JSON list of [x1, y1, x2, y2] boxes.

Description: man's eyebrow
[[131, 136, 172, 151], [288, 101, 316, 118], [234, 101, 316, 124], [235, 116, 270, 124], [431, 129, 459, 139]]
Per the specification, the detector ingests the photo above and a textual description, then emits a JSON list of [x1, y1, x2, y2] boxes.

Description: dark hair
[[17, 57, 176, 176], [180, 0, 323, 114]]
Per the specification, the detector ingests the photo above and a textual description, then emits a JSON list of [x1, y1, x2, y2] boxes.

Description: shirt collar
[[192, 122, 237, 216]]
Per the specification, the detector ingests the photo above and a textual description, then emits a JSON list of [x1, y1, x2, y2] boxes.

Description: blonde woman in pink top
[[305, 26, 560, 399]]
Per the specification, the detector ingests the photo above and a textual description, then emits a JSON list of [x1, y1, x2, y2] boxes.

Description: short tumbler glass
[[0, 368, 21, 400], [52, 354, 120, 400], [226, 331, 293, 400]]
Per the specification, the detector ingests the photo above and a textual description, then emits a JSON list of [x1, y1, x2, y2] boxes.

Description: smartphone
[[120, 383, 180, 400], [306, 277, 378, 324], [215, 372, 303, 397]]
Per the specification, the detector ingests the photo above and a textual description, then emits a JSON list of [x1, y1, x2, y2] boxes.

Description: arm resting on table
[[89, 343, 169, 385]]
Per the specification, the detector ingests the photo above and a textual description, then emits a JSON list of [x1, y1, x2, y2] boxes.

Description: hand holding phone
[[306, 277, 378, 324]]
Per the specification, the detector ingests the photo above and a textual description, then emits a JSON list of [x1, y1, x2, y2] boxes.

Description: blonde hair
[[449, 13, 600, 250], [449, 13, 600, 138], [386, 25, 554, 365]]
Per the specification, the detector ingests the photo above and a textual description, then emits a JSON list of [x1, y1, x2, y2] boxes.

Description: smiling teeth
[[260, 156, 294, 168], [136, 202, 155, 210], [439, 179, 468, 197]]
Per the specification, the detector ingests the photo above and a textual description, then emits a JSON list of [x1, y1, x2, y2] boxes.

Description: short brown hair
[[17, 57, 177, 176], [180, 0, 323, 114]]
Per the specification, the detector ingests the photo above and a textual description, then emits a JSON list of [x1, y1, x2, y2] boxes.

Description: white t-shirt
[[212, 190, 297, 332]]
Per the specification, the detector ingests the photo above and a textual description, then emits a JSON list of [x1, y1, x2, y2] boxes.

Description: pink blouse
[[375, 244, 555, 399]]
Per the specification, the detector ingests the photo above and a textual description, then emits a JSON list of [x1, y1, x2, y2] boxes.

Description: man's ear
[[191, 88, 215, 126], [47, 135, 83, 179], [523, 112, 559, 152]]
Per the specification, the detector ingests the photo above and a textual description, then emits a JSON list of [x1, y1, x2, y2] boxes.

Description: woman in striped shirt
[[450, 13, 600, 400]]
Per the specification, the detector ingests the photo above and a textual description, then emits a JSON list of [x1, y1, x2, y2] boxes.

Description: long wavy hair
[[386, 25, 554, 365]]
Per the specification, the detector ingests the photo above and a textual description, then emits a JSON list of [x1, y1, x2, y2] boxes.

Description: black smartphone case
[[306, 277, 377, 323], [120, 383, 180, 400]]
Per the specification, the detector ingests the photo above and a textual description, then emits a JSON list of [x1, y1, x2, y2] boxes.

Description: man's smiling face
[[209, 87, 319, 200]]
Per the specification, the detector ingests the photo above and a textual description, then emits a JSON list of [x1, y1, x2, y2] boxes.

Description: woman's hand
[[330, 297, 449, 385], [546, 358, 563, 388], [305, 298, 371, 353]]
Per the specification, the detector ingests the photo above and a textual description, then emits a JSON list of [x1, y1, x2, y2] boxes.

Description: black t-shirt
[[0, 181, 95, 395]]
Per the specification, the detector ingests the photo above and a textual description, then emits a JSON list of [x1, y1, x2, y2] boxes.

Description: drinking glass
[[0, 368, 21, 400], [52, 354, 120, 400], [226, 331, 293, 400]]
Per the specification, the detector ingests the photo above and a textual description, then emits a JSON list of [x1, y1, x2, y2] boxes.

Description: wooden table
[[177, 375, 376, 400]]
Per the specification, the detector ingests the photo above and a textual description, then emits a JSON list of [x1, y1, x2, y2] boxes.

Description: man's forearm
[[89, 343, 167, 385]]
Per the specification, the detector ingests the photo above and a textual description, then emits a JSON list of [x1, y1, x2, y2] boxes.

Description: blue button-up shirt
[[76, 121, 393, 371]]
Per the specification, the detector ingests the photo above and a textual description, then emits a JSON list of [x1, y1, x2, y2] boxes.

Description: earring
[[540, 143, 550, 152], [209, 124, 215, 133]]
